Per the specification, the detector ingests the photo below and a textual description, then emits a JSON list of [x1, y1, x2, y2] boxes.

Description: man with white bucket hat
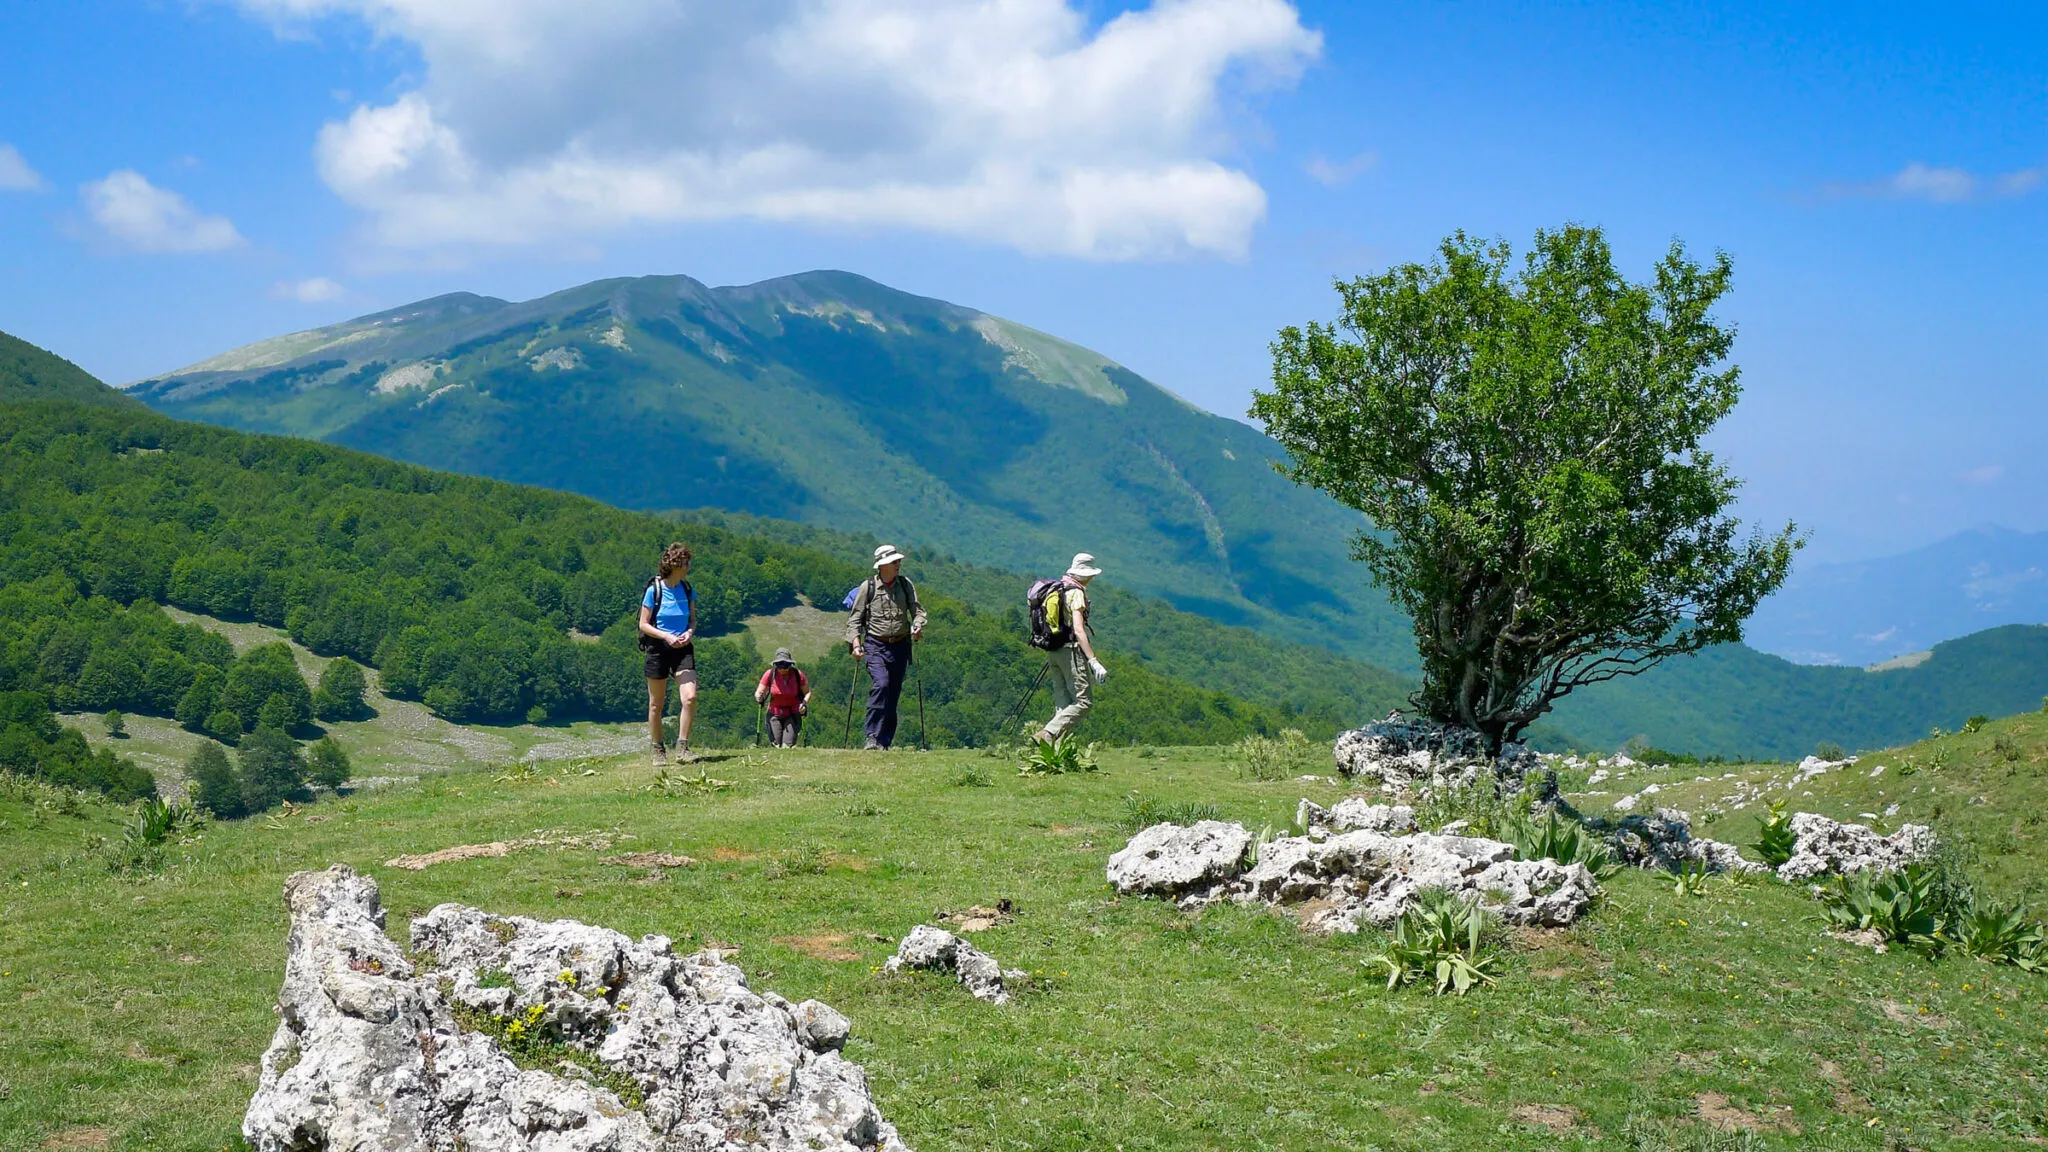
[[845, 543, 926, 750], [1034, 552, 1107, 743]]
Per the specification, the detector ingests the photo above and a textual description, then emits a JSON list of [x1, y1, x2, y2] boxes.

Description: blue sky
[[1, 0, 2043, 563]]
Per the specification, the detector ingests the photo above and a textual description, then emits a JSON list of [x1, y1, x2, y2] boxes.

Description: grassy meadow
[[3, 716, 2047, 1151]]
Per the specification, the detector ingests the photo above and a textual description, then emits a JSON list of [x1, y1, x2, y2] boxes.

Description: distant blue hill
[[1743, 526, 2048, 667]]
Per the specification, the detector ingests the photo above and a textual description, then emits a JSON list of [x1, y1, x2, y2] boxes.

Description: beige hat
[[873, 543, 908, 569], [1066, 552, 1102, 578]]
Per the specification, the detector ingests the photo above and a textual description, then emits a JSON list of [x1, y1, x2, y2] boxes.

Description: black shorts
[[644, 643, 696, 680]]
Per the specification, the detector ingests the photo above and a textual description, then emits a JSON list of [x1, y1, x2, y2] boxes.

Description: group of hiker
[[636, 541, 1106, 764]]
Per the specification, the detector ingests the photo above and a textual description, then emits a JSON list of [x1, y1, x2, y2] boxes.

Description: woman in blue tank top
[[638, 542, 698, 764]]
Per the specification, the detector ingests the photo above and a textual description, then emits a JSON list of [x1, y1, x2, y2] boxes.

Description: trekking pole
[[841, 649, 861, 748], [754, 703, 764, 748], [915, 664, 927, 751], [995, 662, 1050, 743]]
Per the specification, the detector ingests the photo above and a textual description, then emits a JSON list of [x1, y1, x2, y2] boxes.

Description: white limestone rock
[[1331, 716, 1535, 791], [1777, 813, 1936, 883], [1105, 820, 1253, 898], [244, 865, 908, 1152], [1230, 829, 1597, 932], [1295, 798, 1418, 838], [883, 925, 1023, 1005]]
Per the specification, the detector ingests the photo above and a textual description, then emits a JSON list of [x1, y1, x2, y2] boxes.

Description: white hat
[[1066, 552, 1102, 578], [873, 543, 908, 569]]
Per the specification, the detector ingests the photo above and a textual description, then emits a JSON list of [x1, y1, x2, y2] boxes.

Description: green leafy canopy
[[1252, 225, 1802, 749]]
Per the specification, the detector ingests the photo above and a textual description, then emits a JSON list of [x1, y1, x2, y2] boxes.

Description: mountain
[[126, 272, 1419, 672], [1549, 624, 2048, 759], [1, 330, 143, 408], [1741, 526, 2048, 667]]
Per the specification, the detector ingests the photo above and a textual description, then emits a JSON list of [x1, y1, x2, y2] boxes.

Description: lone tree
[[1252, 225, 1800, 751]]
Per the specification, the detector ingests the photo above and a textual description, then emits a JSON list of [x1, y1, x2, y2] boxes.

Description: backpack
[[1026, 578, 1075, 651], [846, 576, 918, 635], [636, 577, 693, 652]]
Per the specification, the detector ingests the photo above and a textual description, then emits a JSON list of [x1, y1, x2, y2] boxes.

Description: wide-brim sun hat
[[772, 647, 795, 666], [873, 544, 908, 568], [1066, 552, 1103, 578]]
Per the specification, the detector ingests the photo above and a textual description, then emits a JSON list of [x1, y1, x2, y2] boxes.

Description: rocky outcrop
[[882, 926, 1023, 1005], [243, 865, 909, 1152], [1105, 818, 1599, 934], [1331, 716, 1536, 791], [1777, 813, 1936, 883], [1104, 820, 1252, 899], [1595, 807, 1765, 875], [1295, 798, 1417, 838]]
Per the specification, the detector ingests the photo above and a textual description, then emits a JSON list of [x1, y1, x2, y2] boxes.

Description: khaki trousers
[[1041, 644, 1092, 740]]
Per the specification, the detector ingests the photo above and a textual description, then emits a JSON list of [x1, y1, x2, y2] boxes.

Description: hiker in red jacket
[[754, 647, 812, 747]]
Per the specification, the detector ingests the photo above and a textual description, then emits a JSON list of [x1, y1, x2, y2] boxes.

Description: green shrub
[[1508, 809, 1616, 876], [313, 656, 370, 721], [1231, 728, 1318, 781], [1753, 798, 1795, 868], [257, 694, 301, 735], [1413, 779, 1527, 841], [307, 736, 352, 790], [1818, 865, 1943, 956], [187, 741, 242, 819], [1962, 714, 1990, 734], [1672, 858, 1713, 897], [205, 708, 243, 744], [175, 666, 226, 731], [1812, 741, 1845, 762], [1020, 734, 1097, 776], [102, 710, 126, 738], [1366, 890, 1500, 996]]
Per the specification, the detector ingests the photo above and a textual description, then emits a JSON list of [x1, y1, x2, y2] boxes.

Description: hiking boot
[[862, 739, 883, 751], [675, 745, 700, 765], [650, 742, 668, 768]]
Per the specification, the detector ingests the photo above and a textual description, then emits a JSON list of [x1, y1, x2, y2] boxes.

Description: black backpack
[[636, 577, 693, 652], [1026, 578, 1074, 651]]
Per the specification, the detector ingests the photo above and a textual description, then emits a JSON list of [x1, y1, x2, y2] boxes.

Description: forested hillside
[[1, 330, 142, 409], [0, 397, 1344, 801], [127, 271, 1418, 671]]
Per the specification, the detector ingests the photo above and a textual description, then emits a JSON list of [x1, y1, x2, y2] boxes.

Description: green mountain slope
[[1550, 623, 2048, 759], [127, 272, 1418, 671], [0, 330, 142, 408]]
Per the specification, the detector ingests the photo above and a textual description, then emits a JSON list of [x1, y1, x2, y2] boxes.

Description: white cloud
[[1827, 160, 2046, 204], [0, 143, 44, 191], [1957, 464, 2006, 485], [80, 170, 246, 253], [1303, 150, 1375, 187], [232, 0, 1321, 260], [270, 276, 348, 302]]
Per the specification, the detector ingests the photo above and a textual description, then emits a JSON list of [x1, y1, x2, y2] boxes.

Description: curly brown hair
[[658, 542, 693, 577]]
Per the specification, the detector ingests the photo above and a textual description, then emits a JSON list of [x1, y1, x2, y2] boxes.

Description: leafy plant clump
[[1117, 794, 1223, 833], [1818, 865, 1944, 955], [1366, 889, 1501, 996], [1951, 900, 2046, 971], [1753, 798, 1796, 868], [1672, 858, 1713, 897], [1508, 809, 1616, 876], [1020, 734, 1098, 776], [1413, 779, 1528, 842]]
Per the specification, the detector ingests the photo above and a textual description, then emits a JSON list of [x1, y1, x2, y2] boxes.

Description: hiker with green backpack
[[1028, 552, 1108, 744], [638, 541, 700, 766]]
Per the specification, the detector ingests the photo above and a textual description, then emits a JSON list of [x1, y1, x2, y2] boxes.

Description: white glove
[[1088, 657, 1108, 683]]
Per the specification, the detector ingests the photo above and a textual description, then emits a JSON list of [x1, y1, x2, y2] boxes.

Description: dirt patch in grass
[[1818, 1059, 1867, 1113], [1509, 1103, 1583, 1133], [773, 932, 861, 961], [41, 1129, 112, 1151], [1880, 998, 1951, 1028], [1694, 1092, 1799, 1133], [386, 830, 618, 871], [936, 900, 1016, 932], [603, 851, 695, 869], [705, 846, 758, 862]]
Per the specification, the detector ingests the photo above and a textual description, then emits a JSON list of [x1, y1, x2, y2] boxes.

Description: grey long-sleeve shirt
[[845, 575, 926, 644]]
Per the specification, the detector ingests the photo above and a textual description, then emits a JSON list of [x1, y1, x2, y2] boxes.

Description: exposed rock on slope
[[1777, 813, 1936, 883], [1106, 817, 1599, 933], [244, 865, 909, 1152], [1333, 717, 1537, 791], [882, 926, 1024, 1005]]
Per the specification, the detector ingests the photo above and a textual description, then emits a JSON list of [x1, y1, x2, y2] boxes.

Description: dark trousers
[[767, 713, 801, 747], [863, 637, 911, 748]]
